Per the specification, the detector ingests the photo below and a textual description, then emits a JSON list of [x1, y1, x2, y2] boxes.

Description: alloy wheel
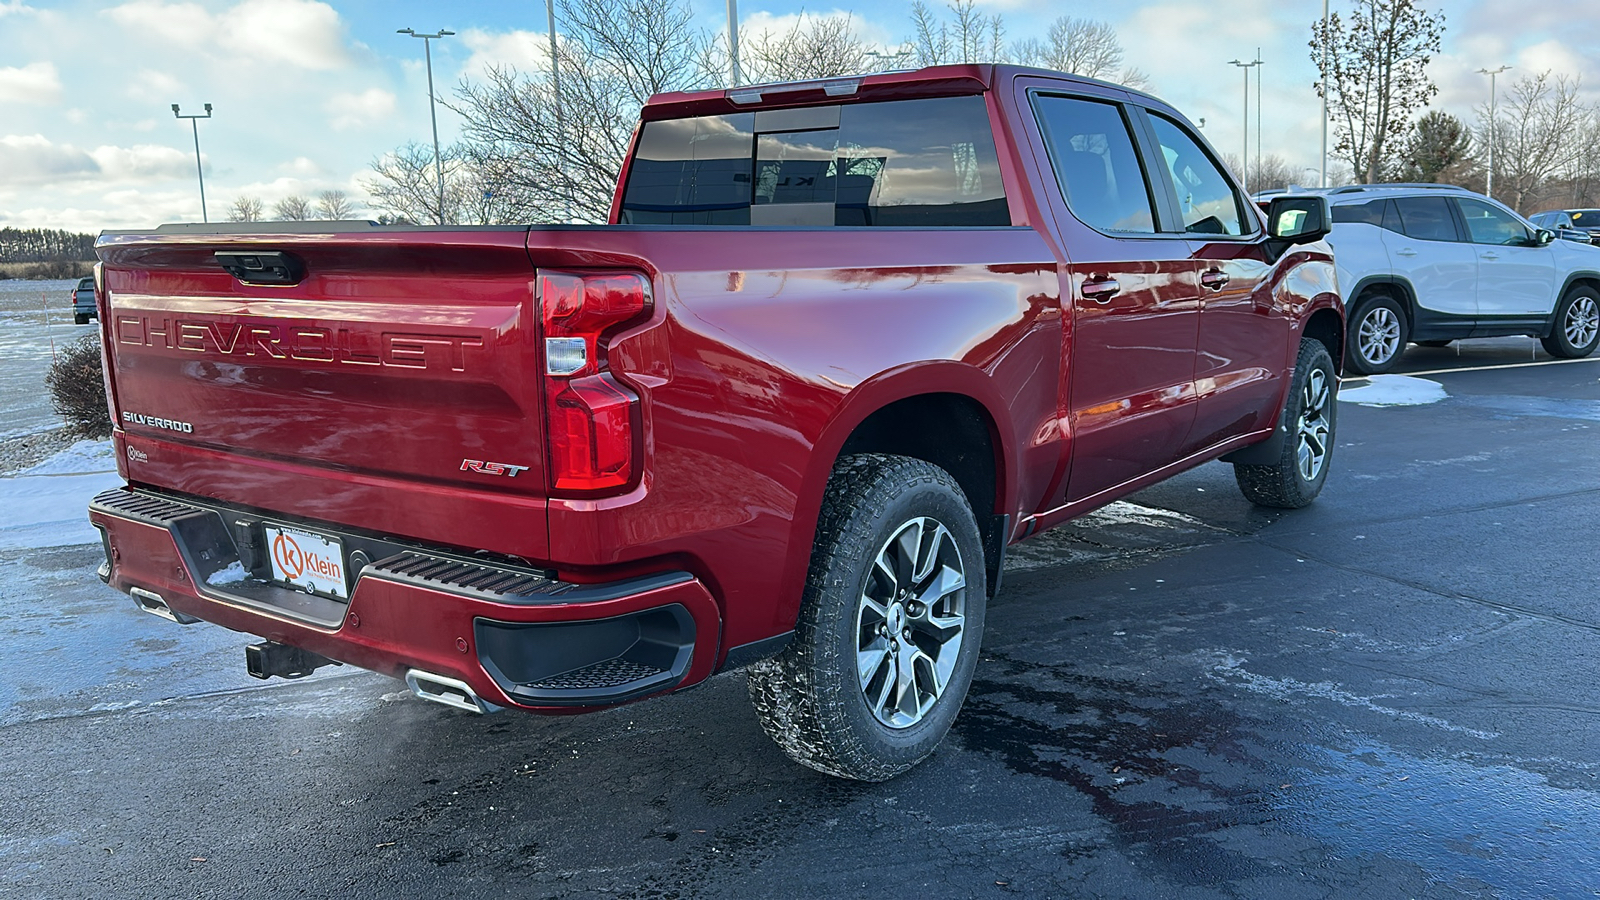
[[1296, 367, 1332, 482], [1565, 295, 1599, 349], [855, 517, 967, 729], [1358, 307, 1401, 366]]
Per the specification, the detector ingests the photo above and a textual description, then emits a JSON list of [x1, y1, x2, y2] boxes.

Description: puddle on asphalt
[[957, 656, 1599, 897], [1288, 740, 1600, 899], [1456, 394, 1600, 422]]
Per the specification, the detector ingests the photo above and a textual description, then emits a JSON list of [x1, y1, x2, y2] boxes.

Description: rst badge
[[461, 459, 530, 477]]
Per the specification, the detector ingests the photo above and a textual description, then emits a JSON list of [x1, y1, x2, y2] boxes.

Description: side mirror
[[1534, 228, 1555, 246], [1264, 195, 1331, 261]]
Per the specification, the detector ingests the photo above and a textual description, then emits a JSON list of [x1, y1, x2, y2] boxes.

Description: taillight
[[539, 270, 651, 493]]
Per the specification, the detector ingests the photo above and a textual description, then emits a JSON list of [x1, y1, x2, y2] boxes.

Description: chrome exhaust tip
[[404, 669, 497, 714], [129, 587, 200, 625]]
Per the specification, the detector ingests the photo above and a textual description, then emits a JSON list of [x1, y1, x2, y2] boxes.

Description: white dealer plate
[[263, 524, 349, 600]]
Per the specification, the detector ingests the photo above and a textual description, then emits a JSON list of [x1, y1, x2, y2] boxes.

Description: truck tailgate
[[98, 228, 549, 556]]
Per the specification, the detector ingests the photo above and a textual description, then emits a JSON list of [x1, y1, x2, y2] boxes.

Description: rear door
[[1021, 86, 1202, 502], [1382, 195, 1477, 316]]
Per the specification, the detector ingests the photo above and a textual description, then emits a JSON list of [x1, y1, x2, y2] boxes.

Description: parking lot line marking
[[1397, 356, 1600, 378]]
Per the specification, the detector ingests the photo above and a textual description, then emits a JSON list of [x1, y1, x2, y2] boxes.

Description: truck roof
[[641, 64, 1168, 120]]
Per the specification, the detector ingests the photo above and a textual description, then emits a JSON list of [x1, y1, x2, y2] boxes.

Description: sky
[[0, 0, 1595, 233]]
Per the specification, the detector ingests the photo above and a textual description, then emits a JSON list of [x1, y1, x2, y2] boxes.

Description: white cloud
[[0, 135, 97, 184], [89, 144, 195, 180], [0, 0, 36, 15], [104, 0, 350, 71], [0, 62, 62, 104], [124, 69, 186, 103], [325, 87, 396, 130], [460, 28, 551, 79], [278, 156, 321, 176], [0, 135, 195, 186]]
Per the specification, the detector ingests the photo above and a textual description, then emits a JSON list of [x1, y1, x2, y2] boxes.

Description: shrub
[[46, 334, 113, 438]]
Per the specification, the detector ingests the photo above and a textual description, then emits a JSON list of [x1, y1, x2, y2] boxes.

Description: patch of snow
[[1338, 374, 1448, 407], [22, 439, 115, 475], [1080, 500, 1211, 530], [206, 561, 250, 585], [0, 470, 125, 550]]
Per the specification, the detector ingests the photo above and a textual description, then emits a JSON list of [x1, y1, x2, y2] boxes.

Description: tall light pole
[[1320, 0, 1328, 187], [398, 27, 455, 224], [1478, 65, 1511, 200], [727, 0, 741, 86], [1229, 57, 1261, 192], [171, 103, 212, 223], [1255, 47, 1263, 191], [545, 0, 568, 222]]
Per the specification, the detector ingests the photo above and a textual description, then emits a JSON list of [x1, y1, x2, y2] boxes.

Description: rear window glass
[[620, 95, 1009, 227], [1332, 200, 1385, 225]]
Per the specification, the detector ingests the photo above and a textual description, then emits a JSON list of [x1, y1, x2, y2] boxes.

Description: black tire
[[1345, 293, 1408, 375], [1235, 339, 1337, 509], [73, 313, 89, 325], [747, 454, 987, 781], [1540, 286, 1600, 359], [1414, 340, 1452, 348]]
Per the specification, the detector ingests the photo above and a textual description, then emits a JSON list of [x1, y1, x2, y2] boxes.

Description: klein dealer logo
[[271, 532, 342, 581]]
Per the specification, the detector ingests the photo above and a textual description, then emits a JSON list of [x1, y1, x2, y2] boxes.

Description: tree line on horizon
[[0, 227, 96, 264]]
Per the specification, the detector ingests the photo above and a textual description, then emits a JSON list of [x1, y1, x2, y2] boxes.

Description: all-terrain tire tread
[[746, 453, 978, 782], [1235, 338, 1336, 509]]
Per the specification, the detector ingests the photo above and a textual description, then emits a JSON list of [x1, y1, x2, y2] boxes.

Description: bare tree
[[1224, 153, 1305, 192], [315, 189, 358, 220], [364, 142, 516, 225], [1311, 0, 1444, 184], [908, 0, 1005, 66], [1477, 71, 1591, 212], [443, 0, 717, 224], [742, 13, 874, 83], [227, 196, 264, 222], [1013, 17, 1150, 90], [272, 195, 313, 221]]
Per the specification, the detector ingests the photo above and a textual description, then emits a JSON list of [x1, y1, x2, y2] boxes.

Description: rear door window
[[620, 95, 1008, 227], [1030, 95, 1156, 234], [1392, 197, 1460, 242]]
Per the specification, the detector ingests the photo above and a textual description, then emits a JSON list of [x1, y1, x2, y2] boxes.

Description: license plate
[[263, 524, 349, 600]]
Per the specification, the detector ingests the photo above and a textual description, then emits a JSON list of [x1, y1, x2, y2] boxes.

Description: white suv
[[1320, 184, 1600, 374]]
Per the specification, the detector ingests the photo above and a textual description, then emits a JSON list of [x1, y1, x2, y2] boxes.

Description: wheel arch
[[1347, 274, 1418, 333], [784, 364, 1019, 617], [1550, 272, 1600, 337]]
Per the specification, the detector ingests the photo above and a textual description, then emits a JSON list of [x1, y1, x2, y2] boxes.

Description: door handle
[[1395, 248, 1418, 257], [1481, 252, 1500, 260], [1200, 268, 1230, 291], [1081, 277, 1121, 303]]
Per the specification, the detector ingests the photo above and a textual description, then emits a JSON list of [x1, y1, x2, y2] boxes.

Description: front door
[[1026, 90, 1201, 503], [1455, 197, 1560, 318]]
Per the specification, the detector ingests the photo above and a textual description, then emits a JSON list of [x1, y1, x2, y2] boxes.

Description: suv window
[[1147, 113, 1248, 236], [1456, 198, 1531, 245], [1392, 197, 1459, 242], [1032, 95, 1156, 234], [620, 96, 1008, 227], [1332, 199, 1385, 226]]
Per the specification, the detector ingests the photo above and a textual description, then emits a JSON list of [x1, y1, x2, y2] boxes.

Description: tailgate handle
[[215, 251, 306, 286]]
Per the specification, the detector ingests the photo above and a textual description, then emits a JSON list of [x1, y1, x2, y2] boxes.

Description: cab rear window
[[620, 95, 1008, 227]]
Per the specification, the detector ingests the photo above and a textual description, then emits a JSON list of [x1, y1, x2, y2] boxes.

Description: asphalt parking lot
[[2, 325, 1598, 899]]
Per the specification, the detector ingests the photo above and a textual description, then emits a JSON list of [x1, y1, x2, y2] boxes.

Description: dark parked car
[[1531, 209, 1600, 245], [71, 275, 95, 324]]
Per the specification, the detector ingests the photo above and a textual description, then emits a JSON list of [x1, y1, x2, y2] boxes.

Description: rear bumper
[[89, 487, 720, 711]]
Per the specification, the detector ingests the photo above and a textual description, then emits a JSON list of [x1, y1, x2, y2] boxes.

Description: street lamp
[[171, 103, 212, 223], [398, 27, 455, 224], [1320, 0, 1329, 188], [1478, 65, 1511, 200], [726, 0, 740, 86], [1229, 57, 1262, 192]]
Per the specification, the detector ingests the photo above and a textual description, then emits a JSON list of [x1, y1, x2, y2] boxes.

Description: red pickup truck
[[89, 65, 1341, 780]]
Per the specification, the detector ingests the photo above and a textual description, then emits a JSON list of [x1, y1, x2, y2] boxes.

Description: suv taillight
[[539, 270, 651, 494]]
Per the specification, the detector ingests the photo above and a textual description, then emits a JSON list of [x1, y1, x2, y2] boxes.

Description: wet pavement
[[2, 337, 1598, 899]]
